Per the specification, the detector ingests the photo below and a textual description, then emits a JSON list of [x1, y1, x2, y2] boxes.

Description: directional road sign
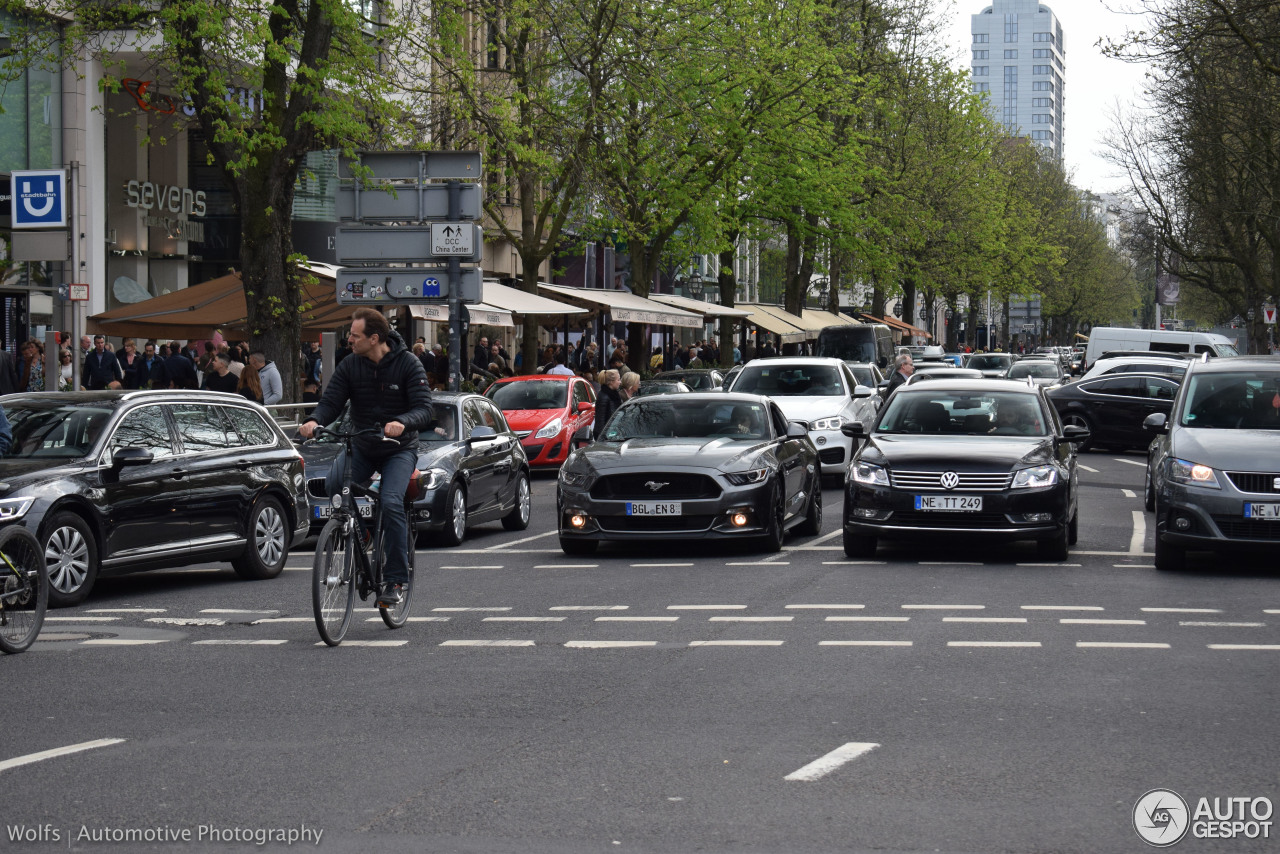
[[335, 267, 483, 305], [334, 225, 484, 264], [430, 223, 476, 256]]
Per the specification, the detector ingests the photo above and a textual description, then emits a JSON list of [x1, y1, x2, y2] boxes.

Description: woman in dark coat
[[593, 369, 623, 439]]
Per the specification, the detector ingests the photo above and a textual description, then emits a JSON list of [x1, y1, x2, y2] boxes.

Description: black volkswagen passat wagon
[[0, 391, 309, 607]]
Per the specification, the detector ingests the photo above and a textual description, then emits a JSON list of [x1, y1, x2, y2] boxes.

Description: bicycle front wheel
[[312, 518, 356, 646], [0, 526, 48, 655], [378, 522, 415, 629]]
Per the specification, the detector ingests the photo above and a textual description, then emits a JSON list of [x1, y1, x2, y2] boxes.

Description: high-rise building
[[970, 0, 1065, 160]]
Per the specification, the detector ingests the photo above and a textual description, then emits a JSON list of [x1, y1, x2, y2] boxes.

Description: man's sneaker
[[377, 583, 404, 607]]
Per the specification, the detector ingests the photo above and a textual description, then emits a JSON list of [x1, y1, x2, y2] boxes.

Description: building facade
[[971, 0, 1065, 161]]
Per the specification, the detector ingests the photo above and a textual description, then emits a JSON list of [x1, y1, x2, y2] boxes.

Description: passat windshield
[[1180, 372, 1280, 428], [3, 403, 115, 459], [877, 392, 1048, 436]]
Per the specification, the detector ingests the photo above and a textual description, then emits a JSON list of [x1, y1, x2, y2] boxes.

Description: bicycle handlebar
[[307, 425, 401, 444]]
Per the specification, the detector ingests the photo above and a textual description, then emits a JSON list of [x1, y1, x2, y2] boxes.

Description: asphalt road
[[4, 452, 1278, 854]]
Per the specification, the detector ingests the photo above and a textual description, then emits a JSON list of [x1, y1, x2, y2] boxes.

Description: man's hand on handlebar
[[383, 421, 406, 438], [298, 420, 318, 440]]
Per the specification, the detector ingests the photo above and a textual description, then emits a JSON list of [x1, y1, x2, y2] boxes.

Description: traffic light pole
[[447, 179, 462, 391]]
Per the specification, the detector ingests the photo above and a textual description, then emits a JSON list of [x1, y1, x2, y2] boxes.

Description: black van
[[816, 324, 894, 370]]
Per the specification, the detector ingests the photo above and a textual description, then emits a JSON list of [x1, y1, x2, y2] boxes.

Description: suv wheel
[[43, 512, 98, 608], [233, 496, 288, 580]]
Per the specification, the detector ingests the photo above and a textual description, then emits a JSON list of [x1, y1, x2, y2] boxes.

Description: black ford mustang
[[840, 379, 1089, 560], [555, 393, 822, 554]]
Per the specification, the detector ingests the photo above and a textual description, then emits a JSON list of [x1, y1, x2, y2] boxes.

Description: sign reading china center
[[11, 169, 66, 228]]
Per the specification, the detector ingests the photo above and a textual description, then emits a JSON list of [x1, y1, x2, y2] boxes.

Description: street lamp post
[[686, 270, 704, 299]]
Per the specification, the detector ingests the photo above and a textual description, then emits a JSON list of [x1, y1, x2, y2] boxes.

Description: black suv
[[0, 391, 309, 606], [1143, 356, 1280, 570]]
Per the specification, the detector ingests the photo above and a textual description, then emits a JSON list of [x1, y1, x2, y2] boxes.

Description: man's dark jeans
[[325, 444, 416, 585]]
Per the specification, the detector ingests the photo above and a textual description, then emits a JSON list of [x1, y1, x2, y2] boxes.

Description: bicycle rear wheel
[[378, 522, 415, 629], [312, 518, 356, 646], [0, 526, 47, 655]]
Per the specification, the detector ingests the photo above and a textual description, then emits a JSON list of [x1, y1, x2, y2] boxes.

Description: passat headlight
[[534, 418, 564, 439], [423, 468, 450, 490], [810, 415, 844, 431], [851, 462, 889, 486], [726, 468, 769, 485], [0, 497, 34, 520], [1168, 458, 1220, 489], [1011, 465, 1058, 489]]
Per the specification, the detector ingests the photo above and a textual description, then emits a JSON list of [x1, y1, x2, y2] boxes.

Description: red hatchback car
[[485, 375, 596, 467]]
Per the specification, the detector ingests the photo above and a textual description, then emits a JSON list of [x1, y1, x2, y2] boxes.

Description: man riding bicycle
[[299, 308, 432, 607]]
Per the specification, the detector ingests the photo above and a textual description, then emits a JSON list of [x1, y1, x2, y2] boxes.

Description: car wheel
[[758, 482, 786, 552], [1061, 413, 1095, 451], [501, 472, 532, 531], [558, 536, 598, 555], [1144, 466, 1156, 513], [796, 477, 822, 537], [1067, 508, 1079, 545], [42, 512, 98, 608], [1037, 522, 1070, 561], [842, 530, 877, 558], [1154, 532, 1186, 571], [232, 496, 289, 580], [435, 483, 467, 547]]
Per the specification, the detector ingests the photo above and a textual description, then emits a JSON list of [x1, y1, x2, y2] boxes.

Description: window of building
[[1030, 130, 1055, 141], [973, 33, 989, 43], [1033, 49, 1051, 58], [1033, 32, 1053, 43], [1033, 81, 1053, 92], [973, 66, 989, 76], [973, 82, 991, 94], [1004, 50, 1018, 59], [1032, 97, 1052, 107], [973, 50, 989, 59], [1004, 14, 1018, 42], [1032, 114, 1052, 124], [1033, 65, 1051, 75]]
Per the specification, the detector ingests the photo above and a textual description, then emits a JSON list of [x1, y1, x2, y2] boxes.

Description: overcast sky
[[944, 0, 1152, 195]]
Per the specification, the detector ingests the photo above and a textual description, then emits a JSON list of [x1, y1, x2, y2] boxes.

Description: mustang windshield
[[1181, 373, 1280, 429], [487, 379, 568, 410], [878, 391, 1048, 436], [3, 403, 115, 459], [604, 400, 771, 441]]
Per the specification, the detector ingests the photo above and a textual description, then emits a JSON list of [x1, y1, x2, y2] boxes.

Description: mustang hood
[[861, 434, 1053, 470], [1173, 428, 1280, 473], [575, 437, 771, 472]]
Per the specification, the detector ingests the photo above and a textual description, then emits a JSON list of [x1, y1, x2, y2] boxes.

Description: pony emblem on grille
[[645, 481, 670, 492]]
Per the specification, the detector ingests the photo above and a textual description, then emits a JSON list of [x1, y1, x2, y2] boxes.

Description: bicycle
[[309, 427, 419, 646], [0, 525, 47, 654]]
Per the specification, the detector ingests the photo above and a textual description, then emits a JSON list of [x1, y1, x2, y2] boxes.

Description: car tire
[[1061, 412, 1095, 452], [1154, 532, 1186, 571], [1037, 522, 1070, 561], [759, 482, 786, 552], [796, 476, 823, 537], [1068, 507, 1079, 545], [501, 472, 532, 531], [232, 496, 289, 580], [843, 530, 877, 558], [559, 536, 598, 555], [435, 483, 468, 547], [42, 511, 98, 608], [1144, 466, 1156, 513]]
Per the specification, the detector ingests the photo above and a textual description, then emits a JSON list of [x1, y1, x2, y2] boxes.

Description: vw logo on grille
[[1274, 476, 1280, 491], [939, 471, 960, 491], [645, 481, 669, 492]]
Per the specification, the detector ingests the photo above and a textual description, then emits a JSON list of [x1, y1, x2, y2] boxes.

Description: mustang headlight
[[851, 462, 889, 487], [423, 468, 450, 490], [535, 418, 564, 439], [1011, 465, 1058, 489], [726, 468, 769, 485], [0, 497, 34, 520], [559, 468, 588, 487], [810, 415, 844, 431], [1168, 458, 1220, 489]]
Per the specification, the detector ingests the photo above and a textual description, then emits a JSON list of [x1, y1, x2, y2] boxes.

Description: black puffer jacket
[[594, 384, 623, 439], [306, 331, 433, 459]]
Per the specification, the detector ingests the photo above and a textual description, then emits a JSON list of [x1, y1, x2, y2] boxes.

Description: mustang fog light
[[730, 511, 749, 527], [569, 513, 588, 529]]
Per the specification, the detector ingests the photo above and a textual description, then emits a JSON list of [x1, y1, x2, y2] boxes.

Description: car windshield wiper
[[875, 429, 908, 434]]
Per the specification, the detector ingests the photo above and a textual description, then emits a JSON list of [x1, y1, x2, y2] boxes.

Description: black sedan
[[1046, 373, 1180, 452], [300, 392, 531, 546], [555, 393, 822, 554], [840, 379, 1088, 560], [0, 391, 309, 607]]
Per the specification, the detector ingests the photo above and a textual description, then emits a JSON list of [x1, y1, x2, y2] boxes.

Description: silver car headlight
[[810, 415, 844, 431], [1168, 458, 1220, 489], [1011, 465, 1058, 489], [851, 462, 889, 486], [535, 418, 564, 439], [0, 497, 34, 520], [726, 468, 769, 485]]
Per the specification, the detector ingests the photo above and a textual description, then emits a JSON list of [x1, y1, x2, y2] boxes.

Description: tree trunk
[[240, 171, 302, 403], [719, 245, 738, 369]]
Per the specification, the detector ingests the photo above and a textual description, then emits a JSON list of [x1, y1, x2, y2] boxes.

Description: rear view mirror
[[786, 421, 808, 439], [468, 425, 497, 442], [112, 447, 154, 467], [577, 401, 594, 413], [1143, 412, 1168, 434], [852, 385, 874, 399]]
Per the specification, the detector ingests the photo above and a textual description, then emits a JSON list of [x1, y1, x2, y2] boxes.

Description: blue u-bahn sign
[[11, 169, 66, 228]]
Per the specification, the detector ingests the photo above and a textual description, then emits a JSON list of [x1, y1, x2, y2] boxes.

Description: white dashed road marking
[[86, 608, 165, 613], [313, 640, 408, 647], [433, 607, 512, 612], [668, 605, 747, 610], [0, 739, 127, 773], [1181, 622, 1265, 628], [1061, 619, 1146, 625], [819, 640, 912, 646], [902, 604, 985, 610], [948, 641, 1041, 648], [1077, 642, 1170, 649], [439, 640, 535, 647], [786, 604, 865, 610], [1114, 458, 1147, 467], [631, 563, 693, 567], [550, 606, 629, 611], [484, 531, 556, 550], [1022, 605, 1104, 611], [194, 640, 289, 645], [689, 640, 784, 647], [1121, 489, 1137, 498], [81, 639, 169, 646], [943, 617, 1027, 623], [1078, 464, 1099, 473], [1207, 645, 1280, 651], [441, 565, 505, 570], [784, 742, 879, 781], [147, 617, 227, 627], [726, 561, 790, 566], [534, 564, 598, 569], [709, 616, 793, 622], [826, 616, 909, 622], [483, 617, 566, 622], [822, 561, 887, 565], [565, 641, 658, 649], [595, 616, 679, 622], [1017, 563, 1083, 567], [45, 617, 120, 622], [1129, 511, 1146, 555], [1142, 607, 1222, 614]]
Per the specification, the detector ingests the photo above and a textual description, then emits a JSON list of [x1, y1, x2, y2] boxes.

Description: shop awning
[[801, 308, 857, 328], [648, 293, 753, 319], [737, 304, 809, 344], [482, 281, 588, 317], [858, 312, 933, 340], [409, 302, 516, 327], [537, 283, 703, 328]]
